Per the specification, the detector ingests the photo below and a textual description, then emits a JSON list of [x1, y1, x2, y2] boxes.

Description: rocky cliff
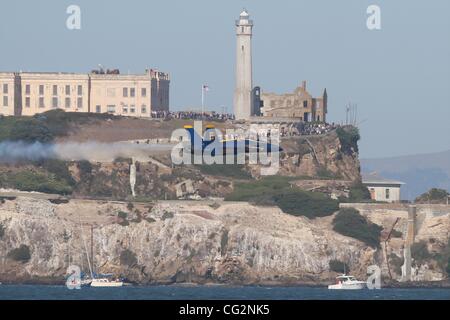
[[1, 196, 448, 285], [0, 197, 372, 284]]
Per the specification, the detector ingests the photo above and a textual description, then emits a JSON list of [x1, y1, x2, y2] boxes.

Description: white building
[[233, 9, 253, 120], [362, 173, 405, 203]]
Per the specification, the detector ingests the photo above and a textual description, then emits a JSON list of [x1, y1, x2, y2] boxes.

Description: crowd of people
[[150, 110, 235, 121], [149, 110, 340, 137], [295, 122, 339, 136]]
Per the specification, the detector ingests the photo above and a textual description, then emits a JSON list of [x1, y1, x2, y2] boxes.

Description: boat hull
[[328, 283, 366, 290], [90, 280, 123, 287]]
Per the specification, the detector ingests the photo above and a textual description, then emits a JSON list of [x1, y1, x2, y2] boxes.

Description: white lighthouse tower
[[233, 9, 253, 120]]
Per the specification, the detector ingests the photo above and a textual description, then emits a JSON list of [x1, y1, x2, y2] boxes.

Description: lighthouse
[[233, 9, 253, 120]]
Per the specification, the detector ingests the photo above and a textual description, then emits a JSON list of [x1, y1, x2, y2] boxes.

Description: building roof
[[362, 173, 405, 186], [240, 9, 249, 17]]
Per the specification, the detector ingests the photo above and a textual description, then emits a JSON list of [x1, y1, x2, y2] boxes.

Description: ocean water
[[0, 285, 450, 300]]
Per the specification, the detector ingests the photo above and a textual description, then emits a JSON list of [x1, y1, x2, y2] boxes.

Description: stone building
[[260, 81, 327, 122], [0, 68, 169, 117]]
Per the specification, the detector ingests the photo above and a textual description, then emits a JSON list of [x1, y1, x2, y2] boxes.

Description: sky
[[0, 0, 449, 158]]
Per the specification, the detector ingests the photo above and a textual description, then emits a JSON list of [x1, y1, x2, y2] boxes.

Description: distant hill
[[361, 150, 450, 200]]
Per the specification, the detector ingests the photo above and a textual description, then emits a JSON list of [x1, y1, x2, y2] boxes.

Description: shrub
[[9, 119, 53, 143], [389, 253, 404, 275], [316, 167, 339, 179], [40, 159, 76, 187], [127, 202, 134, 211], [336, 126, 360, 154], [273, 190, 339, 218], [415, 188, 449, 204], [411, 241, 432, 262], [7, 244, 31, 263], [119, 249, 138, 267], [0, 223, 5, 239], [332, 208, 382, 248], [226, 176, 339, 218], [391, 229, 403, 238], [446, 257, 450, 276], [118, 211, 128, 220], [1, 170, 73, 195], [329, 259, 349, 274], [77, 160, 93, 176], [162, 211, 174, 220], [348, 181, 371, 202]]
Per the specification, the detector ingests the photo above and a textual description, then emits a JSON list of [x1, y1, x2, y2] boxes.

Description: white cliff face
[[0, 197, 447, 284]]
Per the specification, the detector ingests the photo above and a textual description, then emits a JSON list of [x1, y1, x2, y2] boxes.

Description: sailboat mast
[[91, 225, 94, 275], [79, 218, 94, 280]]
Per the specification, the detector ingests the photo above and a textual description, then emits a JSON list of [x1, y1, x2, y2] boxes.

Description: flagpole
[[201, 85, 204, 116]]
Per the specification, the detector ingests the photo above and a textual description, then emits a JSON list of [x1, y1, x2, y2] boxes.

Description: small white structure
[[362, 173, 405, 203]]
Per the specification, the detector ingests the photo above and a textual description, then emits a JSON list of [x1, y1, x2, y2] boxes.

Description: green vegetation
[[316, 167, 340, 180], [0, 109, 116, 143], [119, 249, 138, 267], [0, 223, 5, 239], [388, 253, 404, 275], [329, 259, 349, 274], [77, 160, 93, 176], [446, 257, 450, 276], [7, 244, 31, 263], [118, 211, 128, 220], [196, 164, 252, 180], [162, 211, 174, 220], [225, 176, 339, 218], [391, 229, 403, 238], [336, 126, 360, 154], [415, 188, 449, 204], [348, 181, 372, 202], [411, 241, 432, 262], [0, 170, 73, 195], [332, 208, 382, 248]]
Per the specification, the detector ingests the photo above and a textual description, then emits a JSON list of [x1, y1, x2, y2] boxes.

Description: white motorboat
[[90, 278, 123, 287], [328, 275, 366, 290]]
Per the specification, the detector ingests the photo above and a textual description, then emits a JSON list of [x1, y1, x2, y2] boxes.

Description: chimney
[[302, 81, 307, 90]]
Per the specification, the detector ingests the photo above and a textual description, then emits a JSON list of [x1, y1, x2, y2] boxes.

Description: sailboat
[[79, 221, 123, 288]]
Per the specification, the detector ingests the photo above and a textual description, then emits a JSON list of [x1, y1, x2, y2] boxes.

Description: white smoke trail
[[0, 141, 174, 163]]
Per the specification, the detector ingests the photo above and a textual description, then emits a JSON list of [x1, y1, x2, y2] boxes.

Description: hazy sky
[[0, 0, 449, 158]]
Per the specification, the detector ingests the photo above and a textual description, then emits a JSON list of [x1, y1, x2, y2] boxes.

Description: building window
[[65, 97, 71, 108], [77, 85, 82, 96], [123, 88, 128, 97], [122, 106, 128, 113], [130, 105, 135, 113], [52, 85, 58, 96], [385, 189, 390, 200], [107, 105, 116, 113], [130, 88, 135, 97], [52, 97, 58, 108], [65, 85, 70, 95], [303, 101, 308, 108], [141, 105, 147, 113], [25, 97, 30, 108], [141, 88, 147, 97], [2, 84, 8, 94], [77, 97, 83, 109], [39, 85, 44, 95], [25, 84, 30, 95], [96, 105, 101, 113], [2, 96, 7, 107], [39, 97, 45, 108], [107, 88, 115, 97]]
